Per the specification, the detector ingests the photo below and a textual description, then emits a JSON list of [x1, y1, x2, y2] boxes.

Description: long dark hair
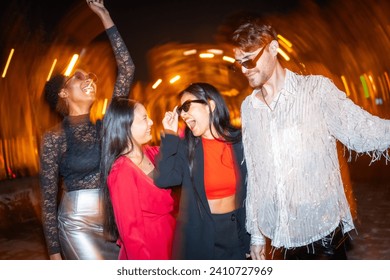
[[100, 97, 138, 240], [179, 82, 241, 174]]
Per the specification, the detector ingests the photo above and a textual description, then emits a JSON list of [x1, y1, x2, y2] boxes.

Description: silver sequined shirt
[[241, 69, 390, 248]]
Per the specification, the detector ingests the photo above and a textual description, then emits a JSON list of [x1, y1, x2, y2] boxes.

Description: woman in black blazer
[[154, 83, 250, 260]]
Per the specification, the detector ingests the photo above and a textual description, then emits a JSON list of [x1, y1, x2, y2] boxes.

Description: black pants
[[212, 209, 247, 260], [284, 226, 349, 260]]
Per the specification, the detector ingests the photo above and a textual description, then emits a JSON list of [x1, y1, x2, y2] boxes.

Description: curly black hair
[[43, 74, 67, 115]]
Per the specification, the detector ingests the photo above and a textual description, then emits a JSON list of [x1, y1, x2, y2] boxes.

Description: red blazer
[[107, 146, 176, 259]]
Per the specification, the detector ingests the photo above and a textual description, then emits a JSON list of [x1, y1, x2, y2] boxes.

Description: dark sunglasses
[[233, 43, 269, 70], [65, 71, 98, 86], [176, 99, 207, 115]]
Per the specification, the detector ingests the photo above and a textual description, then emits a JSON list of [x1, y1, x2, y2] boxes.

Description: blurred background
[[0, 0, 389, 259]]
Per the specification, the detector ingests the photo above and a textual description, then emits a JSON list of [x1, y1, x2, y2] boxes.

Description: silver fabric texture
[[58, 189, 119, 259], [242, 69, 390, 249]]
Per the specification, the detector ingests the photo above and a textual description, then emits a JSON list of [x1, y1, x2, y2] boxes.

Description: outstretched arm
[[87, 0, 135, 98]]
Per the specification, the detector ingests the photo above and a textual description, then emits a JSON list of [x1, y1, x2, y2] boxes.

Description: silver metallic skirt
[[58, 189, 119, 260]]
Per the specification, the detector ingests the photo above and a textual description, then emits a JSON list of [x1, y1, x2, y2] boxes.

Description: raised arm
[[87, 0, 135, 98]]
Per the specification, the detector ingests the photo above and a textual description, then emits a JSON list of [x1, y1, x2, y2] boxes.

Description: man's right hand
[[250, 244, 266, 260], [49, 253, 62, 260]]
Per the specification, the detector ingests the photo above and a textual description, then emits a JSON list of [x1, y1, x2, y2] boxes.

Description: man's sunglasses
[[176, 99, 207, 115], [234, 43, 269, 70]]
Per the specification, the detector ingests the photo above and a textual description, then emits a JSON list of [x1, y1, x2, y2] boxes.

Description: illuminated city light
[[222, 56, 235, 63], [341, 75, 351, 96], [360, 75, 370, 98], [46, 59, 57, 81], [2, 48, 15, 78], [101, 98, 108, 115], [183, 49, 197, 56], [206, 49, 223, 55], [64, 54, 79, 76], [383, 72, 390, 101], [199, 53, 214, 58], [169, 75, 181, 84], [277, 34, 293, 48], [368, 74, 377, 93], [277, 48, 290, 61], [278, 40, 293, 53], [377, 77, 387, 102], [152, 79, 162, 89]]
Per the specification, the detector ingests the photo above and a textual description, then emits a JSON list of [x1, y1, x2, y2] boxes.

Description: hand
[[86, 0, 114, 29], [250, 244, 266, 260], [86, 0, 107, 15], [49, 253, 62, 260], [162, 106, 179, 133]]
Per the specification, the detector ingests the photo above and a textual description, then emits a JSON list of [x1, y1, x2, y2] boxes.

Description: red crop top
[[202, 138, 237, 200]]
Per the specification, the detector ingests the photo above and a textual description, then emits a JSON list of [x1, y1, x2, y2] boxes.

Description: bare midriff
[[208, 194, 236, 214]]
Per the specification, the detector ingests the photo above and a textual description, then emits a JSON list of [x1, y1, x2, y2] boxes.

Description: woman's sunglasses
[[65, 71, 98, 86], [176, 99, 207, 115]]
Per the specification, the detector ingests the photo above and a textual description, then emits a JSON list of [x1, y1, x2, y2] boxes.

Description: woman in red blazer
[[100, 97, 175, 259]]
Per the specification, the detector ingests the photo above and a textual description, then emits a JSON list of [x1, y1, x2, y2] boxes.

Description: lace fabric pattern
[[39, 25, 134, 255]]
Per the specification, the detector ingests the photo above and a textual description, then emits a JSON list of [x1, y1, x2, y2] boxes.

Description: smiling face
[[130, 103, 153, 145], [233, 40, 278, 89], [61, 70, 98, 112], [179, 92, 214, 138]]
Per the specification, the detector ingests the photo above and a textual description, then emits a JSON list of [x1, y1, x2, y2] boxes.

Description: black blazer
[[154, 133, 250, 260]]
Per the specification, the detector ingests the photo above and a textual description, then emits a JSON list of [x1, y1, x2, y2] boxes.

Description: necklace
[[135, 153, 144, 166], [126, 150, 144, 166], [260, 87, 272, 110], [127, 148, 154, 168], [132, 153, 153, 168], [260, 87, 282, 111]]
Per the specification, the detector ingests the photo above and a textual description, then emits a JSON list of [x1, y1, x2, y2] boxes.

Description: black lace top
[[39, 26, 134, 255]]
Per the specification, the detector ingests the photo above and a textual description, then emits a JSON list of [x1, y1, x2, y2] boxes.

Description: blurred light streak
[[101, 98, 108, 115], [2, 48, 15, 78], [222, 56, 235, 63], [169, 75, 181, 84], [360, 75, 370, 98], [199, 53, 214, 58], [384, 72, 390, 89], [349, 83, 358, 102], [277, 48, 290, 61], [231, 116, 241, 127], [368, 75, 377, 93], [364, 73, 376, 98], [64, 54, 79, 76], [207, 49, 223, 55], [383, 72, 390, 101], [183, 49, 197, 56], [277, 34, 293, 48], [278, 40, 293, 53], [222, 88, 239, 96], [152, 79, 162, 89], [46, 59, 57, 81], [341, 75, 351, 96], [377, 77, 386, 101]]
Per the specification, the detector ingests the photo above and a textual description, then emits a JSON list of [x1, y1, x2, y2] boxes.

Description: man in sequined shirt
[[230, 17, 390, 260]]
